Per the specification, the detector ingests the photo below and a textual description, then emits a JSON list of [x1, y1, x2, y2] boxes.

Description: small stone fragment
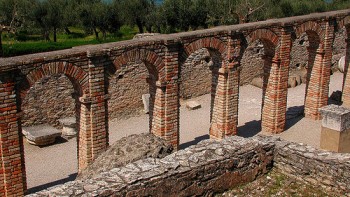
[[142, 94, 150, 114], [186, 101, 201, 110]]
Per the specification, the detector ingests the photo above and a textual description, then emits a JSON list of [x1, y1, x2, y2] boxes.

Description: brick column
[[0, 73, 26, 196], [261, 28, 291, 134], [210, 36, 241, 139], [342, 29, 350, 106], [157, 42, 180, 149], [305, 21, 334, 120], [225, 65, 240, 136], [78, 56, 109, 171], [209, 66, 240, 139], [150, 81, 166, 139]]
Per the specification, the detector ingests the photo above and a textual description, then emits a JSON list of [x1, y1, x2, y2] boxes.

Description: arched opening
[[19, 63, 87, 194], [178, 47, 222, 148], [285, 31, 319, 130], [238, 35, 277, 137], [341, 21, 350, 106], [328, 26, 345, 106], [107, 52, 159, 145]]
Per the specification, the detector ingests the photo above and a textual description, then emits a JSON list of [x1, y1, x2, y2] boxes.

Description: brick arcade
[[1, 9, 350, 196]]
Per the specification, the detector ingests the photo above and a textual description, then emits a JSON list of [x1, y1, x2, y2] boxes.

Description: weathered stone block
[[58, 117, 77, 138], [22, 124, 61, 146], [319, 105, 350, 153], [319, 105, 350, 132]]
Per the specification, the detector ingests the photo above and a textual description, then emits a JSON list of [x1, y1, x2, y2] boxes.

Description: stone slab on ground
[[186, 101, 201, 110], [22, 124, 61, 146]]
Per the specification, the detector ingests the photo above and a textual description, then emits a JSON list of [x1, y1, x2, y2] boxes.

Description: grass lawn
[[1, 26, 138, 57]]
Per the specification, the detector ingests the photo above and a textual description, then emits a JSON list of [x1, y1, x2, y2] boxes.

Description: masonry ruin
[[1, 9, 350, 196]]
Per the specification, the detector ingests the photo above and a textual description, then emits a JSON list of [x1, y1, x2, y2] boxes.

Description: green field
[[1, 26, 138, 57]]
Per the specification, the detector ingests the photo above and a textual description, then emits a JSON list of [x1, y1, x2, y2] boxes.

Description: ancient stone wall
[[273, 138, 350, 195], [27, 135, 350, 196], [27, 136, 274, 197]]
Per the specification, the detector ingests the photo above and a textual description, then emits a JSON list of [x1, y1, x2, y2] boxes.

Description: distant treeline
[[1, 0, 350, 41]]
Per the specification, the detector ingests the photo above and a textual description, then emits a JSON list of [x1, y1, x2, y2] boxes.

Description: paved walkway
[[24, 72, 343, 193]]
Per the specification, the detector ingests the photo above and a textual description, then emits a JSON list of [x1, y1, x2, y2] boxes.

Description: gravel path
[[24, 72, 344, 193]]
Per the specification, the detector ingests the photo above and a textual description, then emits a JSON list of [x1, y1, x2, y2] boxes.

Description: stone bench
[[22, 124, 61, 146], [58, 117, 77, 139]]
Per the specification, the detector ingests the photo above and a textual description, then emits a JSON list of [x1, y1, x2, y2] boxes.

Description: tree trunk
[[94, 28, 99, 40], [53, 27, 57, 42], [102, 31, 106, 40], [136, 19, 144, 33], [0, 31, 3, 57], [146, 25, 152, 33], [44, 30, 50, 41], [64, 27, 71, 34]]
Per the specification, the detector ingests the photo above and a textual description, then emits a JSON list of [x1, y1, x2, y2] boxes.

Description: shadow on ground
[[238, 106, 304, 138], [26, 173, 78, 194], [180, 134, 209, 149]]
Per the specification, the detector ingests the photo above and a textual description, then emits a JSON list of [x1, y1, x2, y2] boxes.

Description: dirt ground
[[24, 72, 343, 194]]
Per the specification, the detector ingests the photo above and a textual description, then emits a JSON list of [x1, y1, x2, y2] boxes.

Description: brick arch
[[113, 49, 165, 82], [183, 37, 227, 59], [295, 21, 325, 44], [246, 29, 280, 58], [20, 62, 89, 99]]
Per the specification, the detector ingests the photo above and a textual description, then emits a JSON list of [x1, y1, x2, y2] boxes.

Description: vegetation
[[0, 0, 350, 57]]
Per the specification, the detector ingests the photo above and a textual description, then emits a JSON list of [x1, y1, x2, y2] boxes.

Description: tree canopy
[[0, 0, 350, 56]]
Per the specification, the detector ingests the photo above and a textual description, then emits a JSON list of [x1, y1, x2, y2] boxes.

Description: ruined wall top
[[1, 8, 350, 72]]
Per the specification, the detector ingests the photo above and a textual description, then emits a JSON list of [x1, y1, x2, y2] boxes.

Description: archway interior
[[20, 73, 79, 194], [237, 38, 275, 137], [106, 60, 157, 144], [328, 26, 346, 105], [178, 48, 221, 148], [285, 30, 321, 127]]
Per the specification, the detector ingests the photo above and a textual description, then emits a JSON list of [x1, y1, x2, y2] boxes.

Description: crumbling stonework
[[27, 135, 350, 196], [78, 133, 173, 180], [27, 136, 275, 197], [273, 138, 350, 194]]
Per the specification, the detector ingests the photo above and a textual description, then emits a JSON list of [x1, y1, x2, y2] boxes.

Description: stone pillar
[[261, 28, 291, 134], [319, 105, 350, 153], [0, 73, 26, 196], [342, 30, 350, 106], [78, 56, 109, 172], [305, 21, 334, 120]]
